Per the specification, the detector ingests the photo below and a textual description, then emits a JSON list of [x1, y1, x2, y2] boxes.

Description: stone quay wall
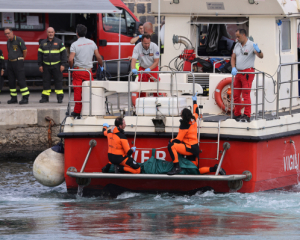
[[0, 108, 65, 160]]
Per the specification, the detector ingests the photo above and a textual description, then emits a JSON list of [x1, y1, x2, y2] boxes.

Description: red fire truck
[[0, 0, 139, 78]]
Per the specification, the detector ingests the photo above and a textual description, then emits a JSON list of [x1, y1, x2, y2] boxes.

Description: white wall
[[161, 16, 191, 69]]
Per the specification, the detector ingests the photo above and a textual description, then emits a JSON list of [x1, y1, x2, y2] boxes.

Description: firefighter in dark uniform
[[38, 27, 67, 103], [4, 27, 30, 104], [0, 49, 5, 104]]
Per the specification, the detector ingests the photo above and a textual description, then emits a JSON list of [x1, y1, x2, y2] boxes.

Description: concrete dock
[[0, 91, 128, 159]]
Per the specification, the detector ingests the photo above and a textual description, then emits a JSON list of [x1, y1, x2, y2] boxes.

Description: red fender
[[215, 77, 234, 112]]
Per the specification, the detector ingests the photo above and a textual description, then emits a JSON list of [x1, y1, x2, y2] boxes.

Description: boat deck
[[201, 107, 300, 122]]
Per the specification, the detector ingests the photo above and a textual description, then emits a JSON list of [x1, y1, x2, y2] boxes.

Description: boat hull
[[64, 134, 300, 195]]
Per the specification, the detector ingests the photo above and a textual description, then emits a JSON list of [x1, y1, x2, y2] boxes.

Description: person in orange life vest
[[231, 28, 263, 122], [167, 93, 226, 175], [101, 117, 141, 174], [68, 24, 103, 118], [131, 34, 162, 98]]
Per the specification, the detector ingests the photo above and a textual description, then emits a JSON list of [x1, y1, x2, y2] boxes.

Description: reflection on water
[[1, 160, 300, 239]]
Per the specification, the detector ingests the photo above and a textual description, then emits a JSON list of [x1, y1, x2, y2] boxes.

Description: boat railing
[[190, 57, 231, 73], [276, 62, 300, 117], [100, 58, 131, 109], [213, 58, 231, 73], [127, 71, 196, 116], [68, 68, 93, 116], [230, 71, 266, 120]]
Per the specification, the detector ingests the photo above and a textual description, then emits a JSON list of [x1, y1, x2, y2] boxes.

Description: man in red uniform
[[68, 24, 103, 118], [231, 29, 263, 122], [102, 117, 140, 174]]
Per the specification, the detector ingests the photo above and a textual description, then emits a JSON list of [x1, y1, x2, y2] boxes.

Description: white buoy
[[33, 148, 65, 187]]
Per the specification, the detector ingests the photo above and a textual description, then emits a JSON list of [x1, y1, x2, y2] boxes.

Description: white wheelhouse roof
[[0, 0, 122, 13]]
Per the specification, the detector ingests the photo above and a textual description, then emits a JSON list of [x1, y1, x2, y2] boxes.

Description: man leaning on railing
[[231, 28, 263, 122], [130, 34, 161, 98]]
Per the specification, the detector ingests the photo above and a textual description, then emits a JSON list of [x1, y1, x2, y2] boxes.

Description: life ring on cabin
[[215, 77, 235, 112]]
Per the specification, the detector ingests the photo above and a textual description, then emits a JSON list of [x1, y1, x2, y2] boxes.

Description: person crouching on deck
[[167, 93, 226, 176], [102, 117, 141, 174]]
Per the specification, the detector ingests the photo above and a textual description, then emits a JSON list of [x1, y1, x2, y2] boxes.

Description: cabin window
[[102, 11, 127, 35], [0, 13, 19, 30], [19, 13, 44, 30], [125, 10, 136, 37], [282, 20, 291, 51], [0, 13, 45, 31]]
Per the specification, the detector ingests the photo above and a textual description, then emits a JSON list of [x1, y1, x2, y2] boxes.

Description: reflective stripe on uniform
[[55, 89, 64, 95], [20, 87, 29, 92], [0, 56, 4, 59], [39, 49, 64, 54], [21, 91, 30, 96], [20, 87, 30, 96], [10, 89, 17, 96], [43, 61, 60, 65], [42, 90, 51, 96]]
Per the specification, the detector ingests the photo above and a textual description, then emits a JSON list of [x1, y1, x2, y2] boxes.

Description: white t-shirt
[[132, 42, 160, 69], [233, 39, 256, 70], [70, 37, 97, 69]]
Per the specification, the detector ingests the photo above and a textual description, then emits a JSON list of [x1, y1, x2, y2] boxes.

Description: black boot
[[57, 94, 64, 104], [167, 162, 182, 175], [19, 95, 29, 105], [102, 164, 111, 173], [7, 96, 18, 104], [211, 164, 226, 175], [39, 95, 49, 103], [70, 112, 81, 119]]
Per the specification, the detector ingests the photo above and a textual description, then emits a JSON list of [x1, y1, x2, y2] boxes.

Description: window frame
[[0, 13, 45, 32], [281, 19, 291, 52], [124, 10, 136, 37], [102, 8, 137, 37]]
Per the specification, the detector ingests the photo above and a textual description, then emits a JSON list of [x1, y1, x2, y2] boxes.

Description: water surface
[[1, 160, 300, 239]]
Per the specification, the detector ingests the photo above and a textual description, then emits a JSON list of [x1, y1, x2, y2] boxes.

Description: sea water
[[1, 160, 300, 239]]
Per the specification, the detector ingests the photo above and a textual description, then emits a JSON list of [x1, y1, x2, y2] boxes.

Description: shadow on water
[[2, 160, 300, 239]]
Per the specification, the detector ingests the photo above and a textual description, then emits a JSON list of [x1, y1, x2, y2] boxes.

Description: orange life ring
[[215, 77, 235, 112]]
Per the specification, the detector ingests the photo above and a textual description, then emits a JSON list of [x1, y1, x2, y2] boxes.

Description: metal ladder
[[199, 119, 222, 161], [198, 119, 230, 175]]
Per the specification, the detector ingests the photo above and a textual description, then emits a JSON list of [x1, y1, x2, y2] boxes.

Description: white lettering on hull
[[284, 153, 299, 172], [133, 150, 167, 163]]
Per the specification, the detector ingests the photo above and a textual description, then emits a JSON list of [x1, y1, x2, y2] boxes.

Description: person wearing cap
[[231, 28, 263, 122]]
